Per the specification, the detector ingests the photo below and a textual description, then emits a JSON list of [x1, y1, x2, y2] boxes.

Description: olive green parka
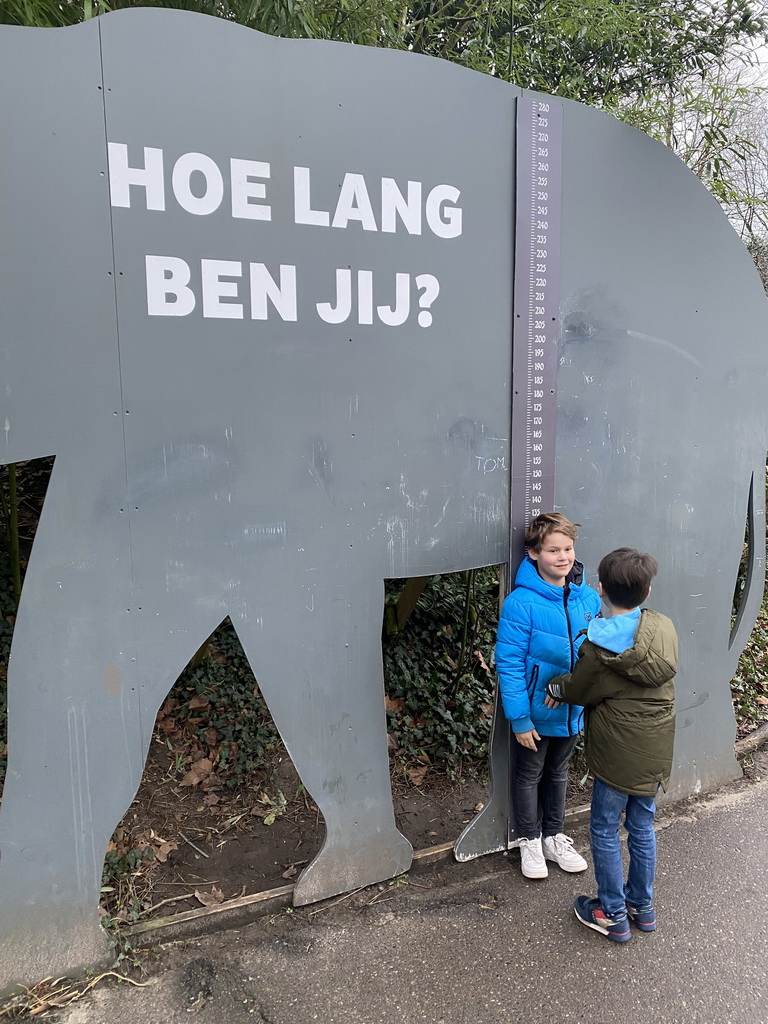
[[552, 608, 678, 796]]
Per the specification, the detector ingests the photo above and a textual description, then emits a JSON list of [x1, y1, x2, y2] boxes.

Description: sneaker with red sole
[[573, 895, 631, 942], [626, 904, 656, 931]]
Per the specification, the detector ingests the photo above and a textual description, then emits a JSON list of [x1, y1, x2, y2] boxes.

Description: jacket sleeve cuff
[[545, 679, 563, 701], [511, 715, 534, 734], [547, 674, 570, 702]]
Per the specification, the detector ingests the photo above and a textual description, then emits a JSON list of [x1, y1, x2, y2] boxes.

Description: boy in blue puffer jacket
[[496, 512, 600, 879]]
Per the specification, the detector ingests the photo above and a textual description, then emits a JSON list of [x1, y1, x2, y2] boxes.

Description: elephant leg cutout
[[0, 572, 230, 984], [0, 618, 138, 974], [233, 575, 413, 905]]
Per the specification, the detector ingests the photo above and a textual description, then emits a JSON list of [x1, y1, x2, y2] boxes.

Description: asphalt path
[[55, 775, 768, 1024]]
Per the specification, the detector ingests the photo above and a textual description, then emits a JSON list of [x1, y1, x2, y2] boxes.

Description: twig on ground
[[178, 831, 210, 858], [362, 894, 395, 909], [363, 888, 394, 907], [307, 886, 366, 917], [0, 971, 151, 1019], [136, 892, 198, 917], [151, 879, 219, 886]]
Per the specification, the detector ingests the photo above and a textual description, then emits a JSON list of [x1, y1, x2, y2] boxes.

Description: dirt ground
[[104, 735, 592, 926], [104, 738, 492, 925]]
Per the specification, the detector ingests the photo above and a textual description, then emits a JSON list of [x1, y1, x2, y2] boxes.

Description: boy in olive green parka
[[546, 547, 678, 943]]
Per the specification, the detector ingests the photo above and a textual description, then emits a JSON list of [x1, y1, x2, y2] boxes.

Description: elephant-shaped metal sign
[[1, 8, 766, 989]]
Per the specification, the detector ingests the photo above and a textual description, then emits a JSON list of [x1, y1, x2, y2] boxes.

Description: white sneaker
[[519, 836, 548, 878], [542, 833, 588, 873]]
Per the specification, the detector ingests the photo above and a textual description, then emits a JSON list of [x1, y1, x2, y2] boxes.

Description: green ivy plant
[[383, 569, 499, 778]]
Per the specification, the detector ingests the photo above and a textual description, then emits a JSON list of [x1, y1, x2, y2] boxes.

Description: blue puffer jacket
[[496, 556, 601, 737]]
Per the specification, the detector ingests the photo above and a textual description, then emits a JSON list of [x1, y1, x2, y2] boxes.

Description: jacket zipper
[[563, 583, 575, 736], [527, 664, 539, 697]]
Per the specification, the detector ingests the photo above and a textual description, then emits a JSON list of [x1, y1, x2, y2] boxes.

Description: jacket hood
[[587, 607, 640, 654], [592, 608, 678, 688]]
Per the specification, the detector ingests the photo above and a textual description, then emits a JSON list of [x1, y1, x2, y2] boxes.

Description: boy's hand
[[514, 728, 541, 751], [543, 694, 562, 709]]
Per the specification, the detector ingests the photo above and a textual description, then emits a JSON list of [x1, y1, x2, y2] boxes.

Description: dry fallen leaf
[[475, 649, 491, 674], [201, 774, 222, 793], [154, 841, 178, 864], [406, 764, 429, 786], [179, 757, 213, 788], [194, 886, 225, 907]]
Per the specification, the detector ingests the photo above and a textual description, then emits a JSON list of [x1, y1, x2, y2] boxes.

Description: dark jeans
[[511, 734, 578, 840], [590, 777, 657, 920]]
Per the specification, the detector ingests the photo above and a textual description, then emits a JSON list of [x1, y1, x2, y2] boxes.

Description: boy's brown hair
[[598, 547, 658, 608], [524, 512, 579, 553]]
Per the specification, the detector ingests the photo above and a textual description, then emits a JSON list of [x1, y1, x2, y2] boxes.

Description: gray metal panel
[[0, 20, 132, 979]]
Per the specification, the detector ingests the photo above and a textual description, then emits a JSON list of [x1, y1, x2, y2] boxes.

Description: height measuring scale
[[510, 96, 562, 554], [455, 95, 563, 860], [505, 97, 563, 845]]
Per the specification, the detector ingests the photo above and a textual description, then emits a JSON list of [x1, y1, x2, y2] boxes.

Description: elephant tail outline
[[729, 465, 766, 656]]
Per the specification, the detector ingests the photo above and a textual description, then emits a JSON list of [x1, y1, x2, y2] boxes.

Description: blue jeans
[[590, 777, 657, 921], [512, 734, 578, 840]]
